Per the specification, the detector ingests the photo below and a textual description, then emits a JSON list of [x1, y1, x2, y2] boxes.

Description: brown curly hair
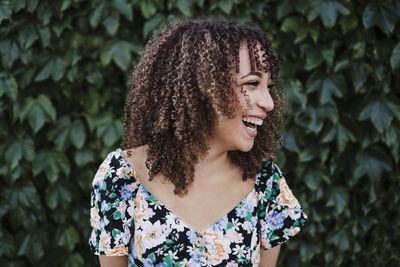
[[122, 19, 286, 195]]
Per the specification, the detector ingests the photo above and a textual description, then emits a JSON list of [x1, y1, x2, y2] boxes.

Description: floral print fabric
[[89, 149, 307, 266]]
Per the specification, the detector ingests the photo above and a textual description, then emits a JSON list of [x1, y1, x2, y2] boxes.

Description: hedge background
[[1, 0, 399, 266]]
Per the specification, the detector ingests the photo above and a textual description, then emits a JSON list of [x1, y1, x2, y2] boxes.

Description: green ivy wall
[[1, 0, 399, 266]]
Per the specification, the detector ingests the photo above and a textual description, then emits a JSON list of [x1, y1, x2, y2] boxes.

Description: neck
[[193, 144, 235, 183]]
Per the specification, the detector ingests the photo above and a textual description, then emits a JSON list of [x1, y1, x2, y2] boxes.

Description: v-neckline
[[117, 149, 259, 235]]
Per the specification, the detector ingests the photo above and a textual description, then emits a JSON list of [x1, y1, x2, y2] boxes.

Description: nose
[[256, 88, 274, 112]]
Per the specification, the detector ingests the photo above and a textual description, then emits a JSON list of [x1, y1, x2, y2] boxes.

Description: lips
[[242, 115, 265, 137]]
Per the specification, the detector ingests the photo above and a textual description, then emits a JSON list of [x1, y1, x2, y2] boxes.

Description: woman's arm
[[99, 256, 128, 267], [259, 245, 281, 267]]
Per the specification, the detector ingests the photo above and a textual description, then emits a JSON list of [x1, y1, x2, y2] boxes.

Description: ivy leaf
[[363, 3, 397, 34], [64, 253, 84, 267], [390, 42, 400, 70], [70, 119, 86, 149], [0, 76, 18, 101], [337, 123, 355, 153], [0, 1, 11, 23], [18, 23, 38, 49], [353, 149, 391, 182], [177, 0, 193, 16], [90, 2, 105, 28], [55, 226, 79, 251], [143, 15, 163, 38], [112, 0, 133, 21], [19, 95, 56, 133], [74, 149, 94, 167], [0, 230, 15, 257], [284, 79, 307, 110], [0, 41, 19, 69], [218, 0, 233, 15], [283, 129, 299, 153], [304, 44, 324, 70], [35, 57, 66, 82], [140, 0, 156, 19], [359, 99, 393, 133], [326, 187, 348, 214], [33, 150, 70, 183], [5, 140, 23, 170], [45, 183, 72, 210], [101, 41, 134, 70], [309, 0, 349, 28], [103, 13, 119, 36]]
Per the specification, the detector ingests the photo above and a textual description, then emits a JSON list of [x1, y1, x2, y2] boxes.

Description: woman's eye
[[245, 81, 259, 87], [267, 84, 273, 90]]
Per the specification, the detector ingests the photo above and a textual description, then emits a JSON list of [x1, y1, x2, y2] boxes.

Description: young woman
[[89, 20, 307, 267]]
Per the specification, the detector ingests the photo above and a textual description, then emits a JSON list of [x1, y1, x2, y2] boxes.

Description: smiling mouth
[[242, 117, 263, 130], [243, 120, 257, 130]]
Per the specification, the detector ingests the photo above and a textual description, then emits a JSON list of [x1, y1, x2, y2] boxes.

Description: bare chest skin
[[122, 147, 255, 233]]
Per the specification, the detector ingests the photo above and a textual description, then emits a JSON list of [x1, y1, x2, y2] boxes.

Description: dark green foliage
[[0, 0, 399, 266]]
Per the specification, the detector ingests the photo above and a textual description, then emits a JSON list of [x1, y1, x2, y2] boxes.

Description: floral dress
[[89, 149, 307, 266]]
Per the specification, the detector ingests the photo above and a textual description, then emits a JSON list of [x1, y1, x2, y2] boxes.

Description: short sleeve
[[259, 162, 307, 250], [88, 150, 137, 255]]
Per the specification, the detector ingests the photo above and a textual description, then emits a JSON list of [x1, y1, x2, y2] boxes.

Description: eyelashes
[[243, 81, 274, 90]]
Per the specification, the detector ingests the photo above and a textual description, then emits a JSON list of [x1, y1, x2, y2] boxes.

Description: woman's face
[[212, 42, 274, 153]]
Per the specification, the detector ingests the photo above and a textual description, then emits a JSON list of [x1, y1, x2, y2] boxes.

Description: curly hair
[[121, 19, 286, 195]]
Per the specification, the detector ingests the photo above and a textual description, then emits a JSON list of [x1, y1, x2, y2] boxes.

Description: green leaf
[[48, 116, 72, 150], [55, 226, 79, 251], [277, 0, 294, 19], [18, 23, 38, 49], [101, 41, 134, 70], [38, 27, 51, 47], [5, 140, 23, 170], [45, 183, 72, 210], [177, 0, 193, 16], [0, 0, 11, 23], [326, 187, 348, 214], [60, 0, 71, 12], [33, 150, 70, 183], [354, 149, 391, 182], [303, 44, 323, 70], [0, 230, 15, 257], [64, 253, 84, 267], [284, 79, 307, 110], [140, 0, 156, 19], [19, 95, 56, 133], [90, 2, 104, 28], [70, 119, 86, 149], [74, 149, 94, 167], [0, 76, 18, 100], [391, 42, 400, 70], [112, 0, 133, 21], [363, 4, 397, 34], [283, 129, 299, 153], [320, 77, 343, 105], [327, 230, 350, 251], [218, 0, 232, 15], [359, 99, 393, 133], [309, 0, 349, 28], [336, 123, 354, 153], [103, 14, 119, 36], [352, 62, 371, 93], [1, 41, 19, 69], [143, 15, 163, 38]]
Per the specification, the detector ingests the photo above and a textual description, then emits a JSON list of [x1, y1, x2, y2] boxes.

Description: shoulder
[[92, 149, 136, 188], [256, 160, 302, 210]]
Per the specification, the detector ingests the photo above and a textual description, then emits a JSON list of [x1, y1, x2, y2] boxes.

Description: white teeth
[[242, 117, 263, 126]]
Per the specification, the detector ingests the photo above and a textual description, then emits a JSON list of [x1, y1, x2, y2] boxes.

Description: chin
[[237, 141, 255, 152]]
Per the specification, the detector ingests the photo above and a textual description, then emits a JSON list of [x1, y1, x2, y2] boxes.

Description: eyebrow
[[240, 71, 262, 79]]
